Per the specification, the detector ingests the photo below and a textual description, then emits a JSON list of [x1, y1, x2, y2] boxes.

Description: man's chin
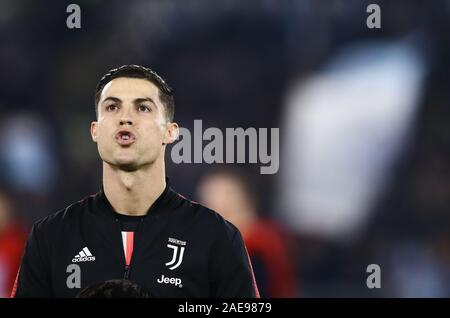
[[102, 152, 158, 172], [116, 162, 139, 172], [107, 157, 140, 172]]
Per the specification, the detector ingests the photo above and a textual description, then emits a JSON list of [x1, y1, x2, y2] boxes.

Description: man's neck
[[103, 162, 166, 216]]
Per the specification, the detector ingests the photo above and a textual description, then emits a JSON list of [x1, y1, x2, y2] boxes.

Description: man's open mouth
[[115, 130, 136, 145]]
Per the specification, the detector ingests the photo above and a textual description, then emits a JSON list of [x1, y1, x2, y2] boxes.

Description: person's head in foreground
[[76, 279, 151, 298]]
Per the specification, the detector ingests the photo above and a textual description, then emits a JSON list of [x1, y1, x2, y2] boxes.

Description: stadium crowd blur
[[0, 0, 449, 297]]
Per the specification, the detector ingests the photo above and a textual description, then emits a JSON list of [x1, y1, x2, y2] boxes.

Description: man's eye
[[138, 105, 151, 112], [106, 105, 117, 111]]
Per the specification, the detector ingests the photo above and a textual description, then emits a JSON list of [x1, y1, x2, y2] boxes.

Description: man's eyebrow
[[101, 96, 158, 107], [101, 97, 122, 104], [134, 97, 157, 106]]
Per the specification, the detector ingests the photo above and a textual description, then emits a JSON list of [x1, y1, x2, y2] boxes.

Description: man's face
[[91, 77, 177, 171]]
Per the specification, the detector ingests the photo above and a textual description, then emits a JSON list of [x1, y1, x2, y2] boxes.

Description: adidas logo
[[72, 247, 96, 263]]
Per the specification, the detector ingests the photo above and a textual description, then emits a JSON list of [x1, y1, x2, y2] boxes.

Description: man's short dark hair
[[95, 65, 175, 121], [76, 279, 151, 298]]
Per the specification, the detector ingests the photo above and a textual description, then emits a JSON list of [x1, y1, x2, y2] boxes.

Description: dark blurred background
[[0, 0, 449, 297]]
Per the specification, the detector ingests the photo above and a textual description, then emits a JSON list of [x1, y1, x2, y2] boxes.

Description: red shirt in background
[[0, 223, 27, 298], [244, 218, 299, 297]]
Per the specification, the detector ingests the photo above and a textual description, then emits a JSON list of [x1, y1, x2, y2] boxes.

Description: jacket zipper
[[124, 265, 131, 279], [117, 217, 144, 280]]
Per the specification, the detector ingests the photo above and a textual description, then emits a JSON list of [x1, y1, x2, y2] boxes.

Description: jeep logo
[[157, 274, 183, 288]]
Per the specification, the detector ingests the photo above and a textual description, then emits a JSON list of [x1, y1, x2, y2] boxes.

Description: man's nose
[[120, 118, 133, 126], [119, 107, 133, 126]]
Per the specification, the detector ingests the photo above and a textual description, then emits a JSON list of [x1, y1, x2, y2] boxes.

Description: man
[[12, 65, 259, 298], [197, 168, 298, 297]]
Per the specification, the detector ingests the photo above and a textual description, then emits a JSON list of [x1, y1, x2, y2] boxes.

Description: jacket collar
[[93, 177, 177, 219]]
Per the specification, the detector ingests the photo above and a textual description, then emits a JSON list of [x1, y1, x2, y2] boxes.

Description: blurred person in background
[[197, 167, 298, 297], [0, 187, 27, 298]]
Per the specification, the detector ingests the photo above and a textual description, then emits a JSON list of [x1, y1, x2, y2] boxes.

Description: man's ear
[[163, 122, 179, 145], [91, 121, 98, 143]]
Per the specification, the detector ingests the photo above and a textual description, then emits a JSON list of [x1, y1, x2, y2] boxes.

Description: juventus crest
[[165, 237, 186, 270]]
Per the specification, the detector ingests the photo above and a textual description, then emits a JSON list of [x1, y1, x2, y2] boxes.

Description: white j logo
[[165, 244, 185, 270]]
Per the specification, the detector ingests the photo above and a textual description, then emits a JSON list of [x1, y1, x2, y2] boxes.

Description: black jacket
[[12, 183, 259, 298]]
